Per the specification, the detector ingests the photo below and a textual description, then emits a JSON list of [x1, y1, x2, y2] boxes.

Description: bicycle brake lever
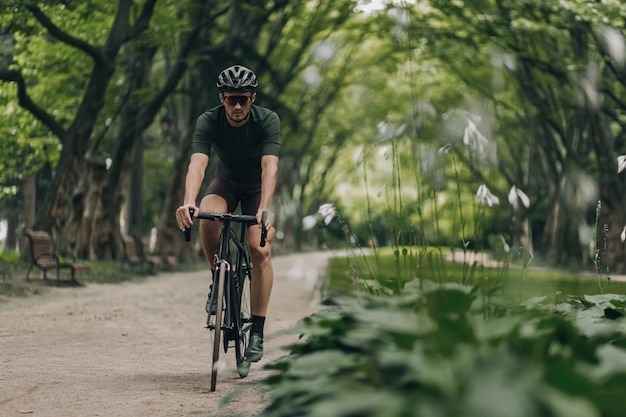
[[260, 211, 268, 247], [183, 207, 195, 242]]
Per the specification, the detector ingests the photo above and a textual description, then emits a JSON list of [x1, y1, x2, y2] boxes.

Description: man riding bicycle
[[175, 64, 280, 365]]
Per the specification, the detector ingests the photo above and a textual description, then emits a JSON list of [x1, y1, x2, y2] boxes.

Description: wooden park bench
[[121, 234, 163, 274], [24, 231, 90, 283]]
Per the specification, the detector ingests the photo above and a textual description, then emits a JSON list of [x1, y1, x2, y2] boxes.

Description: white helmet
[[216, 65, 258, 91]]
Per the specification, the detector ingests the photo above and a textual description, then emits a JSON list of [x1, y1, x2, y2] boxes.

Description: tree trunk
[[126, 137, 144, 239], [34, 0, 156, 250], [16, 175, 37, 257], [155, 130, 193, 261], [541, 195, 560, 262], [154, 56, 216, 262], [59, 157, 108, 260], [96, 107, 141, 259], [91, 8, 207, 261], [22, 175, 36, 230], [589, 95, 626, 273], [6, 212, 19, 252], [75, 44, 158, 260]]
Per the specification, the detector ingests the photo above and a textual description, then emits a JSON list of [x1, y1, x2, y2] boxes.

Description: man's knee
[[249, 241, 271, 264], [199, 194, 228, 212], [249, 226, 274, 262]]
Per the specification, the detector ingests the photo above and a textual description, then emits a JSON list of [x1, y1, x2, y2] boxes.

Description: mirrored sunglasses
[[223, 95, 252, 106]]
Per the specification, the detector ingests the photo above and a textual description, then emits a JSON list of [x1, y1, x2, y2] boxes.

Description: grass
[[326, 246, 626, 301]]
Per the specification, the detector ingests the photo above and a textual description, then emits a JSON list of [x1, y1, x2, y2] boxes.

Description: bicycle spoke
[[210, 267, 226, 392], [235, 267, 252, 377]]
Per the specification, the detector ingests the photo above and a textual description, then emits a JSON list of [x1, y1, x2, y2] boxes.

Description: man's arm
[[257, 155, 279, 226], [184, 153, 209, 205], [175, 153, 209, 230]]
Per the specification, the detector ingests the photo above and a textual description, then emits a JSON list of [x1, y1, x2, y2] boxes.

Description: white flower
[[621, 226, 626, 243], [507, 186, 530, 209], [437, 145, 451, 156], [498, 235, 511, 253], [377, 121, 406, 142], [618, 155, 626, 174], [318, 203, 336, 225], [355, 148, 364, 167], [463, 119, 490, 157], [302, 215, 317, 231], [376, 185, 386, 198], [377, 121, 393, 140], [476, 184, 500, 207]]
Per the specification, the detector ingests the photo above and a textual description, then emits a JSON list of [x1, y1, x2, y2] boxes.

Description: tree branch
[[26, 5, 101, 61], [125, 0, 158, 41], [138, 3, 211, 128], [0, 69, 66, 140]]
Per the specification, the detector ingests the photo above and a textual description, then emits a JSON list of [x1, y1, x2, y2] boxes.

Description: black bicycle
[[184, 209, 267, 392]]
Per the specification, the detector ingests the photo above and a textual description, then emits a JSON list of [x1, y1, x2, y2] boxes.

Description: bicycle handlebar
[[183, 207, 195, 242], [183, 208, 268, 247], [260, 211, 268, 248]]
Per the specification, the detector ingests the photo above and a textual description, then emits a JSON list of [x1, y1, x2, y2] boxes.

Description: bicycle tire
[[235, 267, 252, 377], [210, 266, 226, 392]]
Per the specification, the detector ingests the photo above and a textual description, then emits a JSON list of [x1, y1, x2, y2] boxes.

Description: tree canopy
[[1, 0, 626, 272]]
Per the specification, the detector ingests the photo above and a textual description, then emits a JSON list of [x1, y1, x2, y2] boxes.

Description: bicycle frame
[[207, 214, 253, 342]]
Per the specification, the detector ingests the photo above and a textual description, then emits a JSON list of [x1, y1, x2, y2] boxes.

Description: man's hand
[[175, 204, 198, 231], [256, 209, 274, 230]]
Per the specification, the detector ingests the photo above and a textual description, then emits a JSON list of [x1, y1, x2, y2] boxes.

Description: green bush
[[262, 280, 626, 417]]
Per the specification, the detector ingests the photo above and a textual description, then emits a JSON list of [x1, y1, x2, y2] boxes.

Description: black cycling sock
[[251, 315, 265, 338]]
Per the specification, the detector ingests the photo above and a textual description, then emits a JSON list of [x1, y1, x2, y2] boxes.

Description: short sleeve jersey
[[191, 105, 281, 182]]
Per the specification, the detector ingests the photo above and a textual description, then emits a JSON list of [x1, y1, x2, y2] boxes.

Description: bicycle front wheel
[[210, 266, 226, 391], [235, 266, 252, 377]]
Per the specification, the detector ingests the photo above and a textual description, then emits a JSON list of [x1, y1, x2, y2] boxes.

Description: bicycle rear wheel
[[210, 266, 226, 391], [235, 266, 252, 377]]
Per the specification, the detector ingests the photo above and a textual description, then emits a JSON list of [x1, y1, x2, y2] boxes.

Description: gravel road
[[0, 251, 334, 417]]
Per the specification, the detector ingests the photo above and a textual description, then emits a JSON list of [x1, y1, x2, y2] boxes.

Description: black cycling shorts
[[204, 172, 261, 217]]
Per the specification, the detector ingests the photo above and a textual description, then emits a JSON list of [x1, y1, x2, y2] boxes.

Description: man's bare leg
[[244, 224, 275, 362], [248, 225, 275, 316], [198, 194, 228, 269]]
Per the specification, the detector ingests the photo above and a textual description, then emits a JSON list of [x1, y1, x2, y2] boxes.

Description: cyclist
[[175, 64, 280, 366]]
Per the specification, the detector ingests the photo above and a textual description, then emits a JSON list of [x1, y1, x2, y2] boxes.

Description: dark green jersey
[[191, 105, 281, 182]]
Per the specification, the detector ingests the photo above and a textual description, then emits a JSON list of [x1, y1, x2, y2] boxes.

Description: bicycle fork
[[205, 259, 231, 330]]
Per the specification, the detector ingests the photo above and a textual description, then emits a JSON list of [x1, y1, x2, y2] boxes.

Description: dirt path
[[0, 251, 334, 417]]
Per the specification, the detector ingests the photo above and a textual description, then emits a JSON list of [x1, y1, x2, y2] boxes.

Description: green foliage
[[0, 83, 58, 192], [262, 279, 626, 417], [0, 1, 115, 190]]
